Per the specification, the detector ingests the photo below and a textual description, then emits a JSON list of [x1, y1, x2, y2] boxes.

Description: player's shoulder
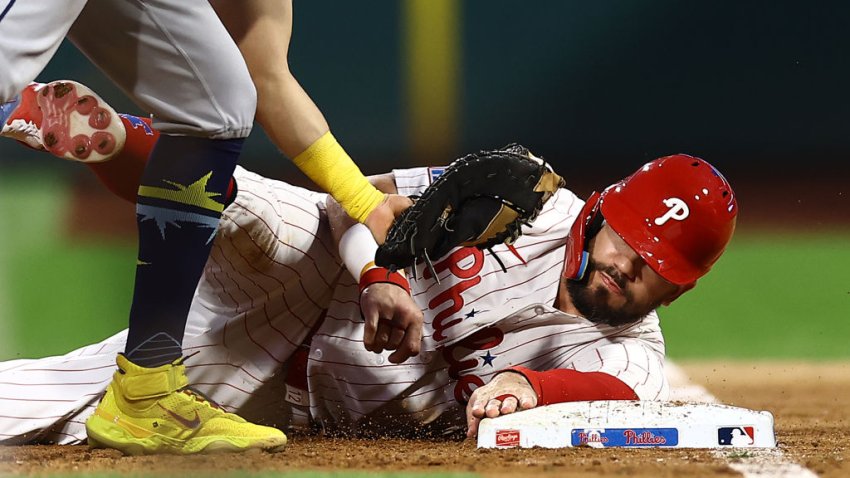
[[549, 187, 583, 215], [624, 310, 666, 348], [517, 186, 583, 237]]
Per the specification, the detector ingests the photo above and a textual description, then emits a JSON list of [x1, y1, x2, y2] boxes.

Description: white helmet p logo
[[654, 198, 690, 226]]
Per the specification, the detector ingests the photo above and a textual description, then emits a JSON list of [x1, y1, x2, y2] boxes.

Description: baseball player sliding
[[0, 82, 737, 449]]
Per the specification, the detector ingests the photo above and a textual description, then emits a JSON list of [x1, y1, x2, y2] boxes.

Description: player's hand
[[360, 282, 423, 364], [364, 194, 413, 244], [465, 371, 538, 438]]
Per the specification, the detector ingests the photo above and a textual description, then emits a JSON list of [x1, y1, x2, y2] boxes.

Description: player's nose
[[613, 247, 643, 281]]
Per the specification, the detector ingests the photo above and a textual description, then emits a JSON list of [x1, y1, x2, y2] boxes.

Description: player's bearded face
[[567, 259, 656, 326], [566, 225, 679, 327]]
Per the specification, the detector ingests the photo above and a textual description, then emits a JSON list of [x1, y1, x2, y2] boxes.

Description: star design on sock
[[137, 205, 220, 243], [138, 172, 225, 213]]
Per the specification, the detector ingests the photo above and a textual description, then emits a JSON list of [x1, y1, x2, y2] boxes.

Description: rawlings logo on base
[[495, 429, 521, 447]]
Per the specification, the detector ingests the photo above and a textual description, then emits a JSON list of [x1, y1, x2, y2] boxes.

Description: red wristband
[[359, 267, 411, 295]]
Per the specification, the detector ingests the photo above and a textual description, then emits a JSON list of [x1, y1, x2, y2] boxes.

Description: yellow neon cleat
[[85, 354, 287, 455]]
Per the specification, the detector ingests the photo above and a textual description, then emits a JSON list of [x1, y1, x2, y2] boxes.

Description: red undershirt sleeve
[[506, 366, 639, 405]]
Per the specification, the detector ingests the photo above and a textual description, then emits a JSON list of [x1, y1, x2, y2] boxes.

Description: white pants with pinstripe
[[0, 167, 339, 444]]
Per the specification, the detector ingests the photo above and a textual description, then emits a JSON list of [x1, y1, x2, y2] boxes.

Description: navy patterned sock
[[124, 135, 242, 368]]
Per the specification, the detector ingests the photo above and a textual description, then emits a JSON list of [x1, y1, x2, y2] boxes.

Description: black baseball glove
[[375, 144, 565, 277]]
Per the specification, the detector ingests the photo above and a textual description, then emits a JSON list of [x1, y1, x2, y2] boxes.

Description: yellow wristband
[[293, 132, 385, 223]]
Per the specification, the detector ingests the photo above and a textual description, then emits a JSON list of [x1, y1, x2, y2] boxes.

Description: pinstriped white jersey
[[307, 167, 669, 434], [0, 166, 668, 444]]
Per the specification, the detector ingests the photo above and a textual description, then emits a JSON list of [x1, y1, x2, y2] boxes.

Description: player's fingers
[[466, 413, 481, 438], [367, 195, 415, 244], [471, 400, 488, 418], [465, 397, 484, 438], [361, 304, 379, 352], [372, 318, 393, 354], [387, 329, 417, 364], [518, 393, 537, 411], [404, 310, 423, 356], [387, 328, 411, 364], [388, 312, 423, 364], [484, 398, 503, 418], [385, 194, 413, 217], [385, 324, 405, 351], [383, 307, 411, 351], [469, 394, 487, 419], [466, 416, 483, 438], [499, 396, 519, 415]]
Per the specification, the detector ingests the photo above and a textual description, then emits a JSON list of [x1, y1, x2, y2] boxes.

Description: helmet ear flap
[[564, 191, 604, 281]]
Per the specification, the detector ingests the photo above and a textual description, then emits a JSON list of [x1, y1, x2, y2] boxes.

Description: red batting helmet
[[564, 154, 737, 286]]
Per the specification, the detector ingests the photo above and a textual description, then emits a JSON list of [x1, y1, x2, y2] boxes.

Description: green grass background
[[0, 172, 847, 361], [663, 232, 850, 359]]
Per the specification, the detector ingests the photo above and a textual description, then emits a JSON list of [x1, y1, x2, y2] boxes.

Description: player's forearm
[[328, 173, 407, 292], [255, 73, 330, 160], [213, 0, 325, 156], [214, 0, 339, 160], [251, 65, 384, 223], [506, 367, 638, 405], [213, 0, 382, 222], [327, 174, 397, 246]]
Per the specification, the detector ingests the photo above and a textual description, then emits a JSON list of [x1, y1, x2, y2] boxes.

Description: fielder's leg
[[66, 0, 285, 455], [0, 75, 337, 441], [0, 79, 228, 205], [0, 0, 87, 102], [0, 1, 86, 150]]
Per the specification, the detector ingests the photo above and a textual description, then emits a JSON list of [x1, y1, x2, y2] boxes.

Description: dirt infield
[[1, 362, 847, 477]]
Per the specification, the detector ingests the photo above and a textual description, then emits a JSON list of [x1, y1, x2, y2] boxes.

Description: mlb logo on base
[[718, 426, 755, 446], [495, 429, 521, 448]]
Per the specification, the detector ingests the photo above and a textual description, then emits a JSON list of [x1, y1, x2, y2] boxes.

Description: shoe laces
[[181, 387, 225, 412], [1, 117, 38, 132], [172, 352, 225, 411], [1, 118, 43, 148]]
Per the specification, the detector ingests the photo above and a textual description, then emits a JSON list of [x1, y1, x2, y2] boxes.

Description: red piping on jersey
[[506, 244, 527, 265]]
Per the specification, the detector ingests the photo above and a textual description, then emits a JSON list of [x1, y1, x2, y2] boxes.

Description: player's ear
[[661, 281, 696, 306]]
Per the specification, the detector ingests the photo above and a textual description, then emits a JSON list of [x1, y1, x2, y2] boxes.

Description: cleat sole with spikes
[[37, 80, 126, 163]]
